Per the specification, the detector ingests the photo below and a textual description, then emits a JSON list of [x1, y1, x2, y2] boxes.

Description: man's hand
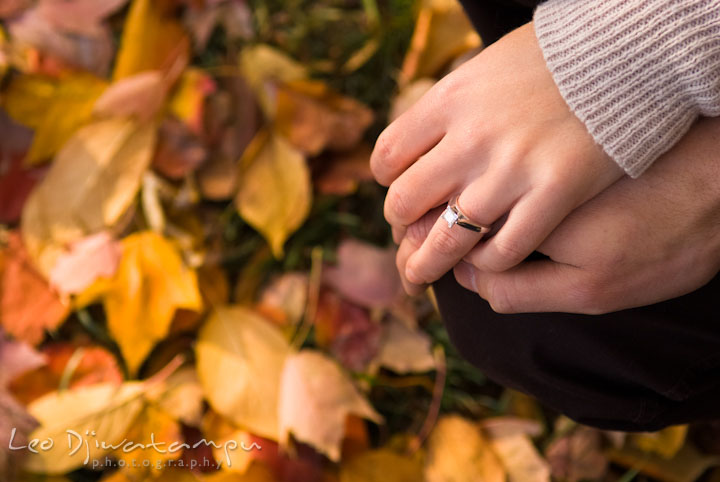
[[371, 22, 624, 290], [449, 117, 720, 314]]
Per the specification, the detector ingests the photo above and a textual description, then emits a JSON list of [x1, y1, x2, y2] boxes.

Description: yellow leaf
[[204, 464, 276, 482], [340, 449, 424, 482], [3, 74, 107, 165], [235, 131, 311, 258], [23, 382, 146, 474], [21, 118, 156, 278], [113, 0, 189, 80], [424, 415, 505, 482], [632, 425, 689, 459], [399, 0, 480, 85], [113, 403, 182, 468], [239, 44, 308, 116], [279, 350, 382, 461], [100, 231, 202, 375], [196, 306, 291, 440]]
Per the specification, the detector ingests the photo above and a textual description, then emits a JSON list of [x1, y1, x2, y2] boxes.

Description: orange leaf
[[0, 232, 68, 346]]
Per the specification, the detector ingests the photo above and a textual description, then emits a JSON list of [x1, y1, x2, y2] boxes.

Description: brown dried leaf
[[545, 425, 608, 482], [94, 71, 167, 122], [276, 80, 373, 156], [372, 318, 435, 374], [324, 239, 403, 310], [278, 349, 382, 461]]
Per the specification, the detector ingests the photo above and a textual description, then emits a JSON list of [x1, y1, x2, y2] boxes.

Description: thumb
[[453, 260, 589, 314]]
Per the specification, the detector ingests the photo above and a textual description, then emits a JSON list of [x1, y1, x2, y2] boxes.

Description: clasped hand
[[372, 22, 720, 313]]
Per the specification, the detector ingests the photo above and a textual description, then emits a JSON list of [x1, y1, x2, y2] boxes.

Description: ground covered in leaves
[[1, 1, 720, 481]]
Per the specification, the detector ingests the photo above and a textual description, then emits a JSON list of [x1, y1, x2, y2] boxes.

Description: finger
[[384, 136, 466, 227], [395, 208, 444, 295], [453, 260, 587, 313], [404, 174, 522, 285], [392, 225, 406, 245], [396, 236, 427, 296], [370, 83, 448, 186], [464, 187, 571, 272]]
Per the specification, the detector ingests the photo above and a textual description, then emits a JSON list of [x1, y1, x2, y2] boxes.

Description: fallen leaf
[[196, 306, 291, 440], [113, 0, 190, 80], [0, 388, 38, 481], [235, 130, 311, 258], [0, 110, 43, 223], [21, 117, 156, 278], [256, 272, 308, 326], [23, 382, 147, 474], [1, 232, 68, 345], [323, 239, 403, 310], [153, 117, 208, 179], [82, 231, 203, 374], [315, 144, 374, 196], [0, 331, 47, 387], [34, 0, 129, 37], [480, 416, 544, 439], [9, 343, 123, 405], [113, 402, 183, 468], [275, 80, 373, 156], [3, 73, 107, 165], [278, 349, 382, 461], [632, 425, 689, 459], [340, 449, 423, 482], [607, 443, 720, 482], [488, 432, 551, 482], [49, 231, 122, 296], [94, 71, 167, 122], [314, 290, 381, 372], [424, 415, 505, 482], [239, 44, 308, 116], [399, 0, 481, 85], [7, 5, 118, 76], [372, 318, 435, 374], [152, 367, 205, 427], [545, 425, 607, 482], [169, 67, 217, 135]]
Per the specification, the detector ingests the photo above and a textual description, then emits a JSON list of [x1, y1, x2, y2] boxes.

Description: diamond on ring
[[441, 196, 493, 234], [442, 206, 459, 228]]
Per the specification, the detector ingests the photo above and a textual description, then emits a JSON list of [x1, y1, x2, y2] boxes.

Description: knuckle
[[488, 239, 525, 271], [405, 219, 430, 246], [484, 276, 516, 314], [429, 228, 463, 257], [384, 184, 413, 224], [370, 131, 395, 185], [433, 74, 460, 100]]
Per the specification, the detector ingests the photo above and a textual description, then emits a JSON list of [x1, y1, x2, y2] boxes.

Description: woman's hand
[[451, 117, 720, 314], [371, 22, 624, 289]]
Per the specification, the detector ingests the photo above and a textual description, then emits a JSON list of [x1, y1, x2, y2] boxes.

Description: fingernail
[[405, 265, 423, 285], [457, 262, 478, 292]]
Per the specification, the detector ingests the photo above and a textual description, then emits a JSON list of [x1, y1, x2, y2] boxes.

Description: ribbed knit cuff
[[534, 0, 720, 177]]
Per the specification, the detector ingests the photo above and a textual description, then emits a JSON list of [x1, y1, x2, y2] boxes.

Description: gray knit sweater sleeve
[[534, 0, 720, 177]]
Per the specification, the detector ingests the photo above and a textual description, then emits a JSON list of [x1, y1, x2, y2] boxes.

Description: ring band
[[441, 195, 492, 234]]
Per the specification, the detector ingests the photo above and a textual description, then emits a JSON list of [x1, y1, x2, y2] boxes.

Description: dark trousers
[[434, 0, 720, 431]]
